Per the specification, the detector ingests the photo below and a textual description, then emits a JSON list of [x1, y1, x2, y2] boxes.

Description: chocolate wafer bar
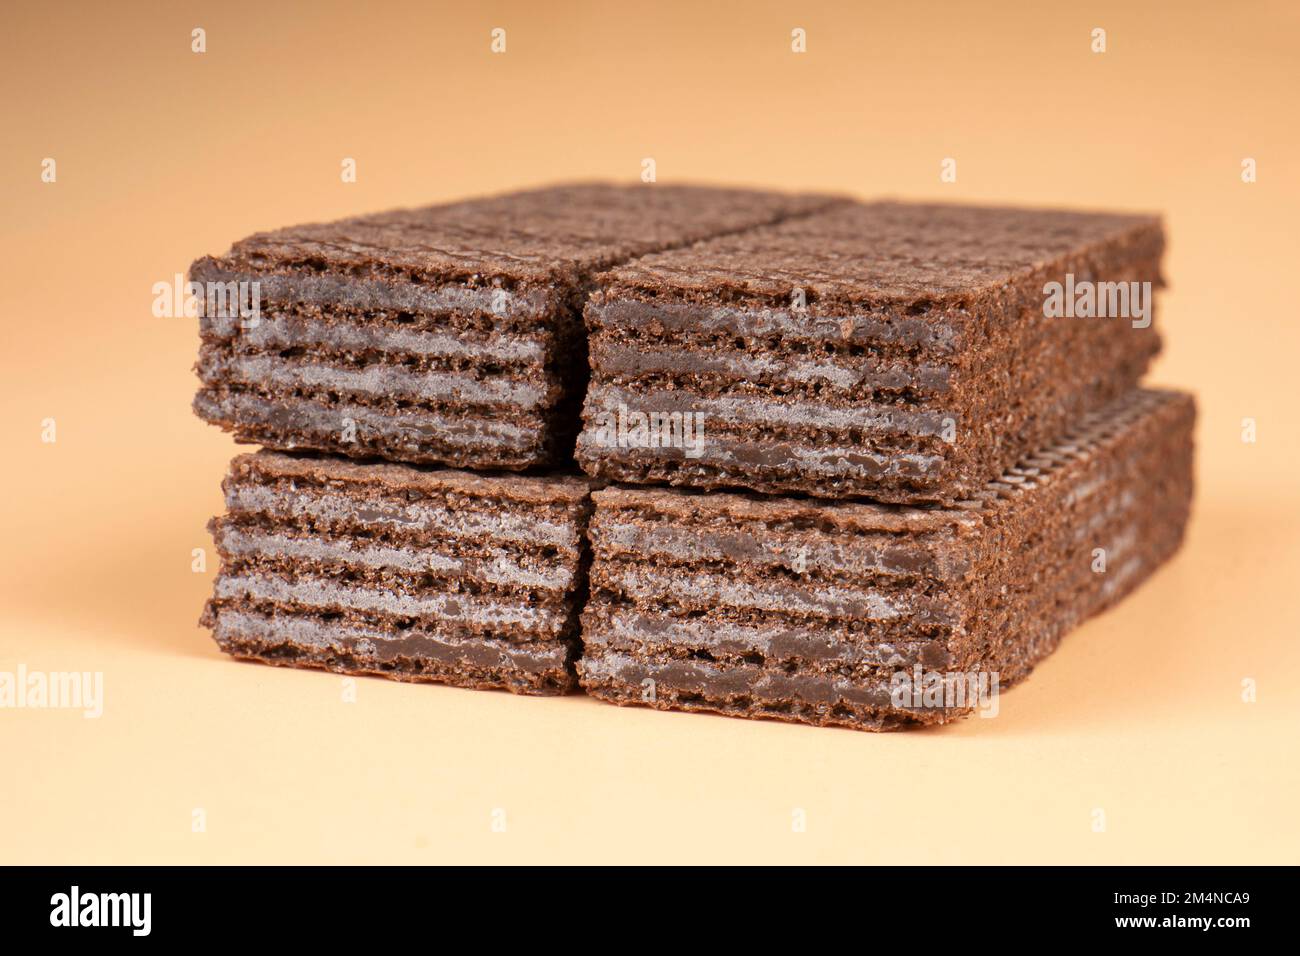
[[192, 183, 839, 470], [577, 388, 1194, 730], [201, 452, 592, 695], [576, 201, 1164, 503]]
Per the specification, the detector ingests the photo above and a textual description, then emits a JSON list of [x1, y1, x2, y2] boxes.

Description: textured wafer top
[[230, 452, 592, 505], [210, 183, 840, 290], [603, 200, 1164, 310]]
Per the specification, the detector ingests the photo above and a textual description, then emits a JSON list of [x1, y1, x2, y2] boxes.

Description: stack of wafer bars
[[194, 183, 1193, 729]]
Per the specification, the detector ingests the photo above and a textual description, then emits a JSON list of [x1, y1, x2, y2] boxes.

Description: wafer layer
[[201, 452, 593, 695], [577, 201, 1165, 503], [578, 389, 1194, 729], [192, 183, 841, 469]]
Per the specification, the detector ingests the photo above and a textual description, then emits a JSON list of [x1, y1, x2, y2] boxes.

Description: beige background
[[1, 0, 1297, 864]]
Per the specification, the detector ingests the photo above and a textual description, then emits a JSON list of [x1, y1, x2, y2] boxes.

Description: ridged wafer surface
[[192, 183, 842, 469], [578, 200, 1165, 502], [578, 389, 1195, 729], [202, 452, 593, 695]]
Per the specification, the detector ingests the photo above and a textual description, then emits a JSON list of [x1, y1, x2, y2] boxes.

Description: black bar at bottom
[[0, 866, 1286, 941]]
